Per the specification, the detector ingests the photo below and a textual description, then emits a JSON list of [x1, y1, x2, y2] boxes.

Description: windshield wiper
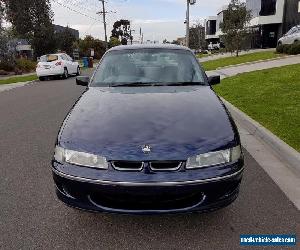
[[164, 82, 206, 86], [110, 82, 206, 87], [111, 82, 155, 87]]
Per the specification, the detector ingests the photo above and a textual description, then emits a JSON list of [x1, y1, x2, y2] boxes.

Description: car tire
[[63, 68, 68, 79], [76, 67, 81, 76], [39, 77, 45, 81]]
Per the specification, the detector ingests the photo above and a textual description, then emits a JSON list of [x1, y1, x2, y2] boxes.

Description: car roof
[[41, 53, 66, 57], [107, 44, 192, 52]]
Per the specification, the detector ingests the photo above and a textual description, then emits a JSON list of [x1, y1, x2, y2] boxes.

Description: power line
[[52, 0, 102, 22], [66, 0, 100, 15]]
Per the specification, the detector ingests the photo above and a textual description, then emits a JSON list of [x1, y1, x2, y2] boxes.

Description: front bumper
[[52, 159, 244, 214]]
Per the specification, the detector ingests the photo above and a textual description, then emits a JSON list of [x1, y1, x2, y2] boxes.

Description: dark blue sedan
[[52, 44, 244, 214]]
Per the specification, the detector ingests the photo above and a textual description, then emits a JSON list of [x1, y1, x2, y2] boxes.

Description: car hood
[[58, 86, 239, 161]]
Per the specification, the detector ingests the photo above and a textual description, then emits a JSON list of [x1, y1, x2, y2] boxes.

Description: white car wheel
[[63, 68, 68, 79], [76, 67, 81, 76]]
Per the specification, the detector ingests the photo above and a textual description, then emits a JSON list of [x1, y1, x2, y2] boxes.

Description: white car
[[208, 42, 220, 50], [36, 53, 80, 81], [278, 25, 300, 45]]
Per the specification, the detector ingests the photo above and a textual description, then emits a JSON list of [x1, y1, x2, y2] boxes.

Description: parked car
[[208, 42, 220, 50], [52, 44, 244, 214], [36, 53, 80, 81], [278, 25, 300, 45]]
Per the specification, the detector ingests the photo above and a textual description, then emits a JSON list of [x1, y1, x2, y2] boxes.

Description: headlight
[[54, 146, 108, 169], [186, 146, 241, 169]]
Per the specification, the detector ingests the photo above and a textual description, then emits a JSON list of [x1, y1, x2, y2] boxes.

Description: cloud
[[52, 0, 230, 42]]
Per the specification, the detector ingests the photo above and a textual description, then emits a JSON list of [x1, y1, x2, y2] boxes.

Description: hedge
[[0, 58, 37, 74], [15, 59, 37, 73], [276, 42, 300, 55]]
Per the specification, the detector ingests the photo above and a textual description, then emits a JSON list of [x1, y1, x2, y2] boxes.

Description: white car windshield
[[40, 55, 58, 62]]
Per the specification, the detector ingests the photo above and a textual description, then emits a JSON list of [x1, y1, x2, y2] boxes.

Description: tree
[[171, 40, 180, 45], [55, 27, 77, 55], [77, 35, 106, 59], [220, 0, 252, 56], [189, 22, 206, 50], [5, 0, 56, 57], [111, 20, 132, 45], [0, 2, 14, 68], [109, 37, 121, 48], [0, 0, 5, 30], [163, 39, 170, 44]]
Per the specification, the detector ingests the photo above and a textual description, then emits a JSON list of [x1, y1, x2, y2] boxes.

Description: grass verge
[[0, 74, 38, 85], [213, 64, 300, 152], [202, 51, 282, 71], [196, 53, 210, 59]]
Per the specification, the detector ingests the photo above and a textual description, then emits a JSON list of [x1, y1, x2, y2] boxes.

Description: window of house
[[260, 0, 277, 16]]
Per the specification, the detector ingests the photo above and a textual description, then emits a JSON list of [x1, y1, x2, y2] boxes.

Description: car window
[[287, 27, 297, 35], [61, 54, 70, 61], [40, 54, 58, 62], [91, 49, 206, 87], [66, 55, 73, 61]]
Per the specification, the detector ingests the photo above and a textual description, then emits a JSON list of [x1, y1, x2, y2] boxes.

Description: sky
[[51, 0, 229, 42]]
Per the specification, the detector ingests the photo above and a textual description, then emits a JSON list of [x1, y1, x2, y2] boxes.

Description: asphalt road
[[0, 76, 299, 250]]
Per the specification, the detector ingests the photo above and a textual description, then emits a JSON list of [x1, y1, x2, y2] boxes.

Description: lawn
[[214, 64, 300, 152], [202, 51, 282, 71], [0, 74, 38, 85], [196, 53, 210, 59]]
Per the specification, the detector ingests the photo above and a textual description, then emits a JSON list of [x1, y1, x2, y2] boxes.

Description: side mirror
[[76, 76, 90, 86], [208, 75, 220, 85]]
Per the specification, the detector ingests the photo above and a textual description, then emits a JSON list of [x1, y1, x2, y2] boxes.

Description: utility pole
[[99, 0, 108, 50], [186, 0, 190, 48], [186, 0, 196, 48], [129, 29, 135, 45]]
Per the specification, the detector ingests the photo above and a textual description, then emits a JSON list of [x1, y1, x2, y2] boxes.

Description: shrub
[[276, 44, 284, 53], [276, 42, 300, 55], [289, 42, 300, 55], [282, 44, 291, 54], [0, 56, 15, 72], [15, 59, 37, 73]]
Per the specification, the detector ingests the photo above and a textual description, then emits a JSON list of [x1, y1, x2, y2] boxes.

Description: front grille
[[89, 190, 204, 211], [111, 161, 182, 172], [150, 161, 182, 171], [112, 161, 143, 171]]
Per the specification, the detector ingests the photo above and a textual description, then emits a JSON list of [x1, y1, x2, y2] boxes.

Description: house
[[7, 39, 33, 58], [246, 0, 300, 48], [205, 16, 219, 45], [176, 37, 186, 46], [54, 24, 80, 39], [215, 5, 228, 38]]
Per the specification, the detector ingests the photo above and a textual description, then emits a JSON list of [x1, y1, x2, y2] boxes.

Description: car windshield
[[91, 48, 206, 87], [40, 55, 58, 62]]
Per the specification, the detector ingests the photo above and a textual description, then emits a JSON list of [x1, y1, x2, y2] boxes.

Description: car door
[[66, 54, 78, 74], [285, 28, 297, 44], [60, 54, 69, 72], [293, 28, 300, 43], [61, 54, 73, 73]]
